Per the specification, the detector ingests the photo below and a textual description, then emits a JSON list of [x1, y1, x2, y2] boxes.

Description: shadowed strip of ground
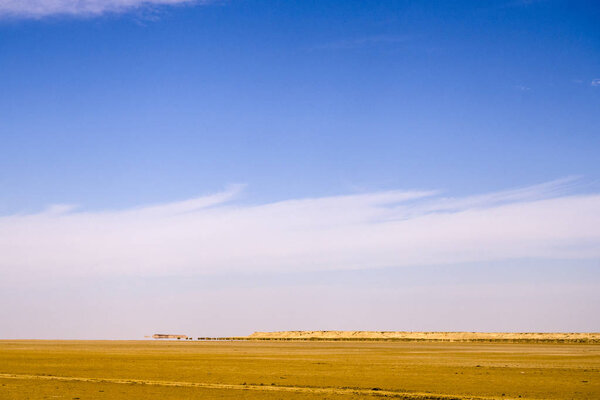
[[0, 373, 515, 400]]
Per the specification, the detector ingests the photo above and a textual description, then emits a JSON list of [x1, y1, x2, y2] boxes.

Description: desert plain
[[0, 335, 599, 399]]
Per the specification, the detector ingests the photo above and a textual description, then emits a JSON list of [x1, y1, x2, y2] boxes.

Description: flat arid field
[[0, 340, 598, 399]]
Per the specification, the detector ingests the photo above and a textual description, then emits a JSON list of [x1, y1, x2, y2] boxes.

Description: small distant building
[[152, 334, 188, 340]]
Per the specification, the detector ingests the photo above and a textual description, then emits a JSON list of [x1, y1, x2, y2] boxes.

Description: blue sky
[[1, 0, 599, 212], [0, 0, 599, 338]]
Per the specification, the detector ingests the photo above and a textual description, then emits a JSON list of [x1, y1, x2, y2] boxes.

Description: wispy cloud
[[499, 0, 550, 8], [1, 178, 599, 280], [514, 85, 530, 91], [592, 79, 600, 87], [313, 35, 411, 50], [0, 0, 210, 18]]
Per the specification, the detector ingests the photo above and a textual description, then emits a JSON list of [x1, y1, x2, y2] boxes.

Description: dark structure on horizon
[[152, 334, 188, 339]]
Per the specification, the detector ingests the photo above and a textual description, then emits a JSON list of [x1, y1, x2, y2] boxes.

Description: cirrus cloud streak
[[1, 179, 599, 279], [0, 0, 207, 18]]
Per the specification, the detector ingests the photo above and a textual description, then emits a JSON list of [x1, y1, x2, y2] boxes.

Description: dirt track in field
[[0, 373, 508, 400]]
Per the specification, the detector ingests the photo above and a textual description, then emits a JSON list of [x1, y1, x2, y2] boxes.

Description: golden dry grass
[[0, 340, 598, 399]]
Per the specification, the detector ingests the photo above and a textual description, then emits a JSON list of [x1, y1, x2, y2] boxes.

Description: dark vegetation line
[[188, 337, 599, 343]]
